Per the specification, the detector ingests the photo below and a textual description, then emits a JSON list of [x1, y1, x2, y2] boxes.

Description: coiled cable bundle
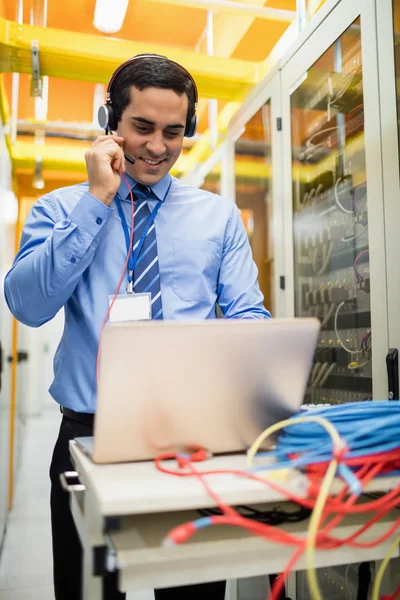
[[270, 402, 400, 490]]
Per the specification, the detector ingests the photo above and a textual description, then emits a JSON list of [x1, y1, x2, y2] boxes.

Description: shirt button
[[96, 217, 102, 225], [71, 257, 77, 264]]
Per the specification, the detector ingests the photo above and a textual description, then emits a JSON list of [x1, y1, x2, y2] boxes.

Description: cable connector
[[176, 454, 190, 469], [163, 522, 196, 546], [190, 449, 211, 462], [176, 449, 211, 468], [333, 439, 348, 461], [338, 463, 361, 496]]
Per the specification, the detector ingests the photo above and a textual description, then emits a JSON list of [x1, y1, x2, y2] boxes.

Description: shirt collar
[[117, 172, 172, 202]]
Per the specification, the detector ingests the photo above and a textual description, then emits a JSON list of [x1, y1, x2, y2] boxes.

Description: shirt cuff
[[69, 192, 113, 237]]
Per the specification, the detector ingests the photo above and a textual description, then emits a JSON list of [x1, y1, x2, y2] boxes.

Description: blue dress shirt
[[4, 173, 271, 413]]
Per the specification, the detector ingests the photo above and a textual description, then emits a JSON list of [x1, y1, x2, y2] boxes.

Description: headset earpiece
[[185, 113, 197, 138], [99, 55, 198, 138], [98, 104, 118, 133]]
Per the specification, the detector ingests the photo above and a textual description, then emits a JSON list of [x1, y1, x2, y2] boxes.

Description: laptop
[[76, 318, 320, 464]]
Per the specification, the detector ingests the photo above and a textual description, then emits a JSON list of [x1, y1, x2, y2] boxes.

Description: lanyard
[[114, 180, 171, 290]]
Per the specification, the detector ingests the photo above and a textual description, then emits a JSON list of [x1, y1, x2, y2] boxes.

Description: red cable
[[165, 454, 297, 545], [156, 451, 400, 600], [310, 461, 386, 549], [347, 516, 400, 549], [354, 248, 369, 280], [180, 456, 237, 518], [267, 472, 400, 599], [268, 508, 400, 600], [382, 582, 400, 600], [269, 542, 306, 600], [157, 453, 399, 544], [155, 453, 313, 509], [348, 104, 364, 120], [306, 448, 400, 472], [95, 174, 134, 384], [305, 461, 400, 551], [155, 453, 400, 515]]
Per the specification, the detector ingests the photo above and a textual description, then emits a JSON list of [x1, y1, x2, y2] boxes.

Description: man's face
[[117, 86, 188, 186]]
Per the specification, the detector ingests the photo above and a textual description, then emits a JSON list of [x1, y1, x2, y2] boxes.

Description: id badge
[[108, 293, 151, 323]]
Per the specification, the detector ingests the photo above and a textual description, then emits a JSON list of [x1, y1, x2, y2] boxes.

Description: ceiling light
[[93, 0, 129, 34]]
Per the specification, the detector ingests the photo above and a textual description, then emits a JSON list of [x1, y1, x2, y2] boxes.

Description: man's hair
[[110, 54, 196, 130]]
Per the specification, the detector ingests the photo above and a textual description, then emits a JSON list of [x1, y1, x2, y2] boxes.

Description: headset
[[98, 54, 198, 165]]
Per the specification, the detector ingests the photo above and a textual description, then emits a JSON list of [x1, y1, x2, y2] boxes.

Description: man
[[4, 54, 271, 600]]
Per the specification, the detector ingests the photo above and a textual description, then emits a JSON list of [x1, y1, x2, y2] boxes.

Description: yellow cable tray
[[0, 17, 259, 102]]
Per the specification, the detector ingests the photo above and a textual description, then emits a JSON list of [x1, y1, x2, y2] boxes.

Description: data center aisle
[[0, 403, 154, 600]]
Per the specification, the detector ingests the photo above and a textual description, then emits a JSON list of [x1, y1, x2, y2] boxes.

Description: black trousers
[[50, 416, 226, 600]]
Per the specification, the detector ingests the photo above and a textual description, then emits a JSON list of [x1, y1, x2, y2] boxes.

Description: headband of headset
[[98, 54, 198, 138]]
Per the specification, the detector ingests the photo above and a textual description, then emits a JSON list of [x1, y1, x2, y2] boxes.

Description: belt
[[61, 406, 95, 427]]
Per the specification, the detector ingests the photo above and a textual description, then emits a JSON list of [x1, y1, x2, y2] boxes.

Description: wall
[[0, 122, 15, 549], [16, 311, 64, 417]]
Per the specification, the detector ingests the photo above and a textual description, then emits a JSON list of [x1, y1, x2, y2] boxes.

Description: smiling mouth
[[141, 157, 165, 167]]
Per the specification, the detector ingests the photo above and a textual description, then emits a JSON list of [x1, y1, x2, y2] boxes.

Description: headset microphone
[[124, 153, 135, 165]]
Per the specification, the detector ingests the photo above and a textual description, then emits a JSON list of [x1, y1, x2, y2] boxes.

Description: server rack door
[[281, 0, 387, 405], [227, 74, 284, 317]]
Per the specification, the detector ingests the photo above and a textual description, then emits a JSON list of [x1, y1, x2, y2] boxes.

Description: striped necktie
[[132, 184, 163, 320]]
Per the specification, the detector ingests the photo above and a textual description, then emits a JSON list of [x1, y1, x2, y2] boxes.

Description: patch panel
[[293, 173, 371, 404], [306, 388, 372, 406]]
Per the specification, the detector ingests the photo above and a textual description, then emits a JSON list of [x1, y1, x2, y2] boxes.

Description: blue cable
[[250, 402, 400, 492], [194, 516, 213, 530]]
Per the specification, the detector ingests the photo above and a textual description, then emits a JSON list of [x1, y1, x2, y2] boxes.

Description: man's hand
[[86, 136, 127, 206]]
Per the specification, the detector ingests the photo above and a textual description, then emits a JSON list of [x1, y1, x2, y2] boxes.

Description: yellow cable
[[247, 415, 343, 468], [371, 534, 400, 600], [305, 457, 338, 600], [247, 415, 344, 600]]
